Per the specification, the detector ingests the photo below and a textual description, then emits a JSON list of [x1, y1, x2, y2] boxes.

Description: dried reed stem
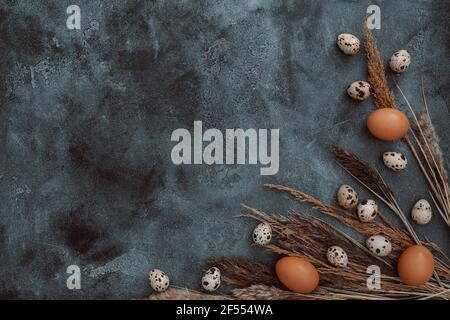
[[394, 81, 450, 226]]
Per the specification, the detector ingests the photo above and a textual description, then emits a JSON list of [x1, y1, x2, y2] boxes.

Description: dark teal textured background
[[0, 0, 448, 299]]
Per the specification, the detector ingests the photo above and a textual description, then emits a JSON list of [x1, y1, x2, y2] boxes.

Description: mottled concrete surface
[[0, 0, 448, 299]]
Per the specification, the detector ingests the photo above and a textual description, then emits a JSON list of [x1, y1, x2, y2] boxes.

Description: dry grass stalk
[[404, 134, 450, 226], [232, 284, 389, 300], [248, 204, 449, 282], [394, 82, 450, 226], [212, 205, 449, 299], [233, 284, 450, 300], [143, 287, 230, 300], [144, 198, 448, 300], [331, 145, 449, 285], [241, 205, 388, 274], [364, 25, 450, 227], [143, 283, 450, 300], [264, 183, 449, 281], [264, 183, 413, 251], [364, 23, 396, 109], [331, 145, 393, 202]]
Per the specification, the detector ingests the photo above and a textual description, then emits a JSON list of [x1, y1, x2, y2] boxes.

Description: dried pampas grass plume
[[364, 23, 396, 109], [415, 111, 448, 184]]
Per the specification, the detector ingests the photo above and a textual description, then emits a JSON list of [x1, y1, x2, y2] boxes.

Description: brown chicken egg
[[275, 256, 319, 293], [367, 108, 410, 141], [397, 245, 435, 286]]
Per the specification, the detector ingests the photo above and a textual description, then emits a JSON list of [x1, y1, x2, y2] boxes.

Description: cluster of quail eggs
[[336, 33, 411, 102], [252, 218, 351, 270], [149, 266, 222, 293], [336, 33, 371, 102], [381, 151, 433, 225], [335, 177, 432, 261], [335, 183, 391, 257]]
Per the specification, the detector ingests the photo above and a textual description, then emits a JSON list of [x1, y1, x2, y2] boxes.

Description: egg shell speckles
[[252, 222, 272, 245], [336, 185, 358, 209], [326, 246, 348, 267], [149, 269, 170, 292], [357, 200, 378, 222], [389, 50, 411, 73], [347, 81, 371, 101], [411, 199, 432, 225], [383, 152, 407, 171], [202, 267, 221, 292], [337, 33, 360, 55], [366, 235, 392, 257]]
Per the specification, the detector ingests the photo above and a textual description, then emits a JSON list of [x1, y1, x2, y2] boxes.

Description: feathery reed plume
[[364, 23, 396, 109], [416, 111, 448, 184], [331, 145, 392, 200]]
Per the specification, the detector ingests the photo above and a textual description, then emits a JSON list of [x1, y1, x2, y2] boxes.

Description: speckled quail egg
[[389, 50, 411, 73], [383, 152, 407, 171], [326, 246, 348, 267], [252, 222, 272, 245], [357, 200, 378, 222], [337, 33, 361, 55], [149, 269, 170, 292], [411, 199, 432, 225], [202, 267, 221, 292], [366, 235, 392, 257], [336, 185, 358, 209], [347, 81, 371, 101]]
